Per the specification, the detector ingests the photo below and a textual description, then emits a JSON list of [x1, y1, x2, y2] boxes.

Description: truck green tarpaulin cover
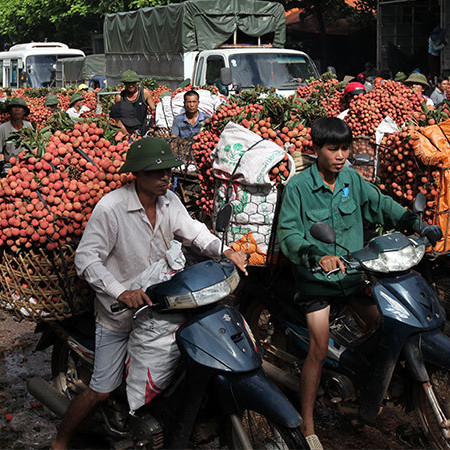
[[104, 0, 286, 54], [61, 54, 106, 83]]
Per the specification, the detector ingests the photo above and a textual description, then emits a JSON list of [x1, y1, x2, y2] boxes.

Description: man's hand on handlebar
[[318, 255, 346, 274], [223, 249, 248, 276], [117, 289, 153, 309]]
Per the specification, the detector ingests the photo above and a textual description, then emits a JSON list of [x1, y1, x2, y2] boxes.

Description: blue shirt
[[171, 111, 210, 139]]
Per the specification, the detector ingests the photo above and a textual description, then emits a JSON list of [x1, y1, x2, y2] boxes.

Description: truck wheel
[[414, 365, 450, 449], [51, 340, 92, 399], [228, 410, 308, 449]]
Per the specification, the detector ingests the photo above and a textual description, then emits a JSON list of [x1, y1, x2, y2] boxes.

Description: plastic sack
[[126, 309, 186, 414], [212, 122, 295, 186]]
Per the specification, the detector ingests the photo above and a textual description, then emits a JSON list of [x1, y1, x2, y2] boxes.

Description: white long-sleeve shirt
[[75, 183, 225, 332]]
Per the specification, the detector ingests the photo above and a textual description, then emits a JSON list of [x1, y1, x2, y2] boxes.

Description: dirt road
[[0, 310, 430, 449]]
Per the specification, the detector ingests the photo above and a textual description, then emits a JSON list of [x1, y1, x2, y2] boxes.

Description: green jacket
[[277, 163, 420, 297]]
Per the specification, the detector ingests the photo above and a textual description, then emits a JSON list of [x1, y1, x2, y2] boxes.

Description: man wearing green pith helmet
[[51, 137, 248, 450], [0, 97, 33, 173], [114, 70, 156, 135]]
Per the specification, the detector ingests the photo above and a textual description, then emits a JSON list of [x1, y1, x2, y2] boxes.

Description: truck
[[0, 42, 84, 89], [103, 0, 319, 96], [55, 54, 107, 89]]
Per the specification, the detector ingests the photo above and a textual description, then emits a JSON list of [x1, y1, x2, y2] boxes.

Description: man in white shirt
[[66, 93, 90, 119], [430, 77, 449, 107], [0, 97, 33, 172], [51, 137, 247, 450]]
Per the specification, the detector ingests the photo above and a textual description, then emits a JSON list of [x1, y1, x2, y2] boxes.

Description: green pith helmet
[[404, 73, 430, 89], [394, 71, 407, 82], [69, 93, 84, 106], [121, 70, 140, 83], [119, 137, 183, 173], [44, 94, 60, 107], [6, 97, 30, 116]]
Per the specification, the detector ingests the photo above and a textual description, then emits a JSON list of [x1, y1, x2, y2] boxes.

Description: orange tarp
[[412, 118, 450, 253]]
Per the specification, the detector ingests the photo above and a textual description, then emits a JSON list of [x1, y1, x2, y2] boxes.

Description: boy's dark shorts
[[293, 290, 375, 315]]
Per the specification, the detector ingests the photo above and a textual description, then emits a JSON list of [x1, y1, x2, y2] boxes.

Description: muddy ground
[[0, 310, 431, 449]]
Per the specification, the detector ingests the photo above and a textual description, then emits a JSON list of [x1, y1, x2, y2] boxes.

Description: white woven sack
[[211, 122, 295, 186]]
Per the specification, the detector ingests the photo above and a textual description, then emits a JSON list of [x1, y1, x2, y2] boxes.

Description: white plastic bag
[[375, 116, 399, 146], [129, 240, 185, 290]]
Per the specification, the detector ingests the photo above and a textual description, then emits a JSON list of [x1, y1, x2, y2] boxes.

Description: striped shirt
[[75, 183, 224, 332]]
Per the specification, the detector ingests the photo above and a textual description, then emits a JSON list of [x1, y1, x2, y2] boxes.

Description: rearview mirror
[[413, 192, 426, 215], [310, 222, 336, 244], [351, 153, 371, 166], [220, 67, 232, 86], [216, 203, 232, 232]]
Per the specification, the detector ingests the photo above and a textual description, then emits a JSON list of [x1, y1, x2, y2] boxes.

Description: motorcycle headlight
[[361, 240, 426, 273], [165, 267, 240, 309]]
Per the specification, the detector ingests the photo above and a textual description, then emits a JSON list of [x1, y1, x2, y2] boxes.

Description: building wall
[[377, 0, 441, 76], [442, 0, 450, 77]]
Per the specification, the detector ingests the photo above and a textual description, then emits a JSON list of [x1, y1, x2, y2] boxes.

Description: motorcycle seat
[[61, 313, 96, 352]]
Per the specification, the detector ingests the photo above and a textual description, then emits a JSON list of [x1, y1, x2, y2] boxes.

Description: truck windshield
[[26, 54, 77, 88], [228, 53, 317, 90]]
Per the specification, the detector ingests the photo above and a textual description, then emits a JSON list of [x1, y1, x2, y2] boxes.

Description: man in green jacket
[[277, 117, 441, 449]]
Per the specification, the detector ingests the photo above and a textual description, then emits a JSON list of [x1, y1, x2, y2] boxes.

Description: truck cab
[[192, 47, 319, 97]]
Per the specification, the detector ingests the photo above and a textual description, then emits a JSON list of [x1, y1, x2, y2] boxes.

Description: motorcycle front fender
[[211, 368, 302, 428], [420, 329, 450, 371]]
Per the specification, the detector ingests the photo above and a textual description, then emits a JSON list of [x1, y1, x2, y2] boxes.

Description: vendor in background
[[404, 73, 434, 107], [0, 97, 33, 172], [430, 77, 449, 107], [394, 72, 407, 83], [44, 95, 60, 114], [171, 90, 210, 140], [114, 70, 155, 135], [337, 82, 366, 120], [109, 100, 142, 136], [66, 93, 90, 119], [78, 83, 89, 93], [428, 27, 447, 83]]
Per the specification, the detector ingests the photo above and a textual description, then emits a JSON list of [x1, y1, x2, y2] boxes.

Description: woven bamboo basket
[[0, 242, 94, 322]]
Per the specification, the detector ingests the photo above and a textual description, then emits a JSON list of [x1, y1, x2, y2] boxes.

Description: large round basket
[[0, 242, 94, 322]]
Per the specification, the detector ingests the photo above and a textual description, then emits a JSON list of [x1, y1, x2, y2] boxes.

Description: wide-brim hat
[[121, 70, 140, 83], [6, 97, 30, 116], [405, 73, 430, 89], [44, 94, 60, 107], [119, 137, 183, 173], [69, 93, 84, 106]]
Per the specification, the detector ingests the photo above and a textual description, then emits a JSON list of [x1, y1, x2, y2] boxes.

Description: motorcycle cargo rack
[[0, 242, 94, 322]]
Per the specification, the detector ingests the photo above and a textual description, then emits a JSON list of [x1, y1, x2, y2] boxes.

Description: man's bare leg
[[300, 306, 330, 437], [50, 387, 110, 450]]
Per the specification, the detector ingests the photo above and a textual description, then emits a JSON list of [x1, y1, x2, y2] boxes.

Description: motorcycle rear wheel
[[52, 340, 92, 399], [414, 366, 450, 449], [229, 410, 307, 449]]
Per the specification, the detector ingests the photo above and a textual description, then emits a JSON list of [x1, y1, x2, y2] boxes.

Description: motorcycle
[[240, 200, 450, 449], [27, 207, 307, 450]]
